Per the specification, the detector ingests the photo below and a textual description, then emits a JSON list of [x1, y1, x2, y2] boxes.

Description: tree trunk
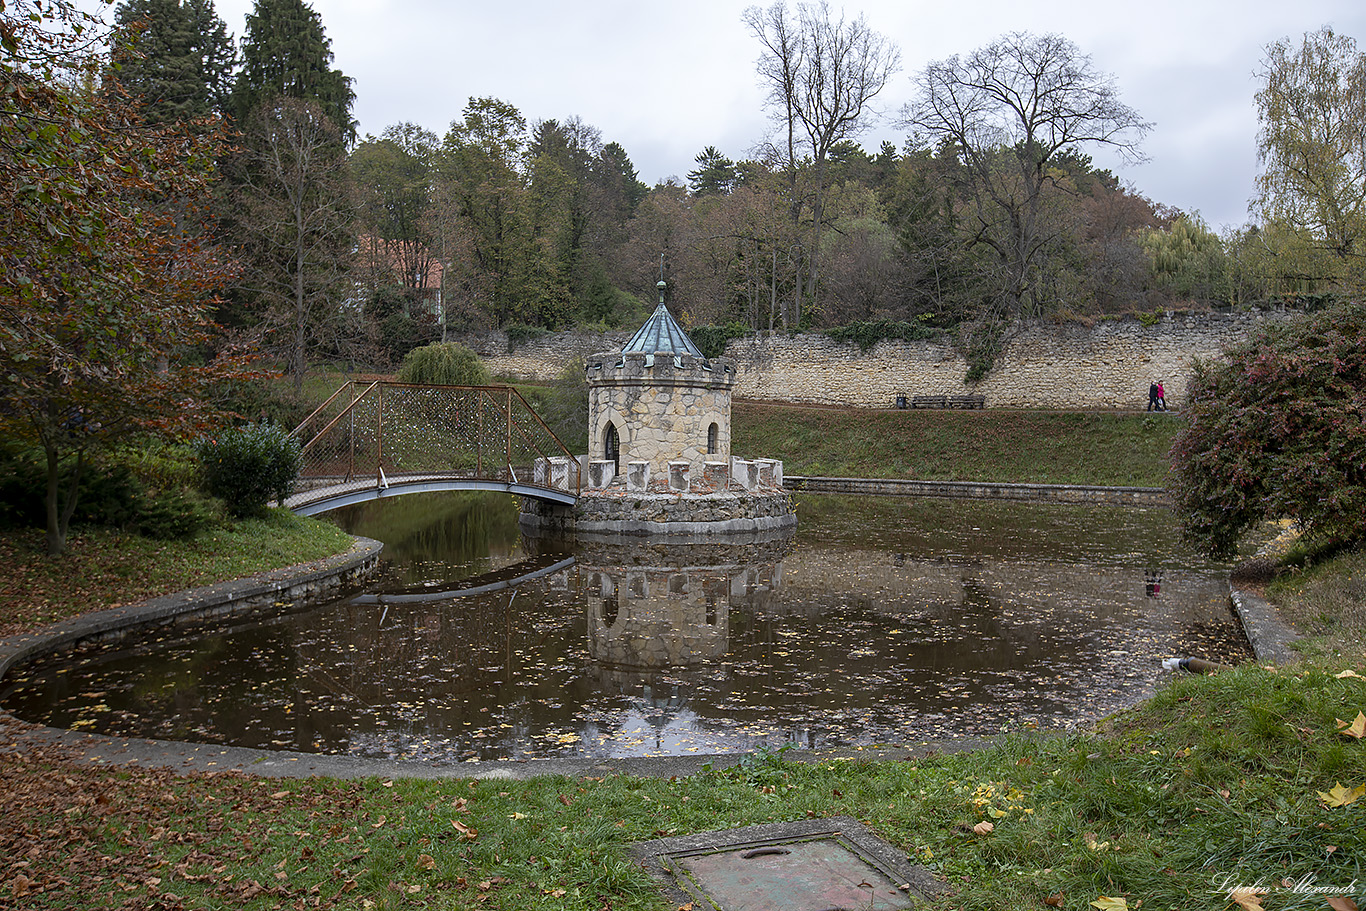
[[293, 196, 308, 395], [43, 437, 84, 558]]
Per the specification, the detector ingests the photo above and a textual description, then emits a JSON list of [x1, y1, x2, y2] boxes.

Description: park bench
[[903, 393, 986, 409]]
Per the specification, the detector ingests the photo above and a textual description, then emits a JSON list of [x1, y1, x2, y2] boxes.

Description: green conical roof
[[622, 282, 704, 359]]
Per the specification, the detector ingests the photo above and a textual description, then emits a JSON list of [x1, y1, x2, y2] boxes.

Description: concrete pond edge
[[0, 482, 1308, 780]]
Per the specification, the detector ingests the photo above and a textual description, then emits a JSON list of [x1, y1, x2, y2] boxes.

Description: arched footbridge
[[285, 381, 581, 516]]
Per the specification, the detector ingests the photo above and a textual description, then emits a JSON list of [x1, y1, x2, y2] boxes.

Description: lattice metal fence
[[291, 382, 579, 496]]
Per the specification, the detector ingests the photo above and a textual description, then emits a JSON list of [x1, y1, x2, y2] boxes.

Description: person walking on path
[[1156, 381, 1167, 411], [1148, 382, 1161, 411]]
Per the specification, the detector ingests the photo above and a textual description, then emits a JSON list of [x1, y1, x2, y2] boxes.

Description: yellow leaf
[[972, 821, 994, 835], [1335, 670, 1362, 679], [1228, 887, 1267, 910], [509, 812, 528, 820], [1317, 782, 1366, 808], [987, 807, 1008, 818], [1335, 712, 1366, 739], [1090, 897, 1128, 911]]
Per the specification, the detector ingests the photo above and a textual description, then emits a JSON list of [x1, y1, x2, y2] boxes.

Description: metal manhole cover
[[632, 817, 940, 911]]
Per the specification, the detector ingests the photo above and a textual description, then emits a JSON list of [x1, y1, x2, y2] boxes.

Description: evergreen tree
[[688, 146, 737, 196], [110, 0, 235, 123], [224, 0, 356, 381], [231, 0, 354, 141]]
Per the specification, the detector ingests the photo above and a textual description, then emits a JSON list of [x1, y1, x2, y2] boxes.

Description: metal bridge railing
[[291, 381, 581, 499]]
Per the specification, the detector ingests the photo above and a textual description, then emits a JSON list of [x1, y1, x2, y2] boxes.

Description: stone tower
[[586, 282, 736, 477]]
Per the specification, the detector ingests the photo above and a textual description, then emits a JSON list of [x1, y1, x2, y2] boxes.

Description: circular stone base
[[519, 480, 796, 536]]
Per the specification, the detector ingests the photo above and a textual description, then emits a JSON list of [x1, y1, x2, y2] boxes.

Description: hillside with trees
[[42, 1, 1366, 384]]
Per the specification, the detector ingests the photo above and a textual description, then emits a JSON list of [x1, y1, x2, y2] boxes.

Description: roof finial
[[657, 279, 666, 305]]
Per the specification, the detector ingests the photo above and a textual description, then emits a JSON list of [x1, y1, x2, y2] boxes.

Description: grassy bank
[[733, 403, 1182, 487], [0, 511, 354, 639]]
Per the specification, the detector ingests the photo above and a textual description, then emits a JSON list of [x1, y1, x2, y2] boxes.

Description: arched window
[[707, 422, 719, 454], [604, 422, 620, 471]]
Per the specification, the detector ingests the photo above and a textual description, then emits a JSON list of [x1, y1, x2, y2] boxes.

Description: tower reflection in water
[[560, 533, 784, 754]]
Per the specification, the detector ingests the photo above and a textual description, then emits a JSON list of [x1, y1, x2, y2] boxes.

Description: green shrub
[[109, 439, 199, 490], [0, 439, 218, 538], [688, 322, 751, 359], [960, 319, 1006, 383], [822, 317, 941, 352], [196, 423, 302, 517], [134, 488, 220, 539], [397, 342, 491, 386], [504, 323, 547, 351], [0, 442, 45, 529]]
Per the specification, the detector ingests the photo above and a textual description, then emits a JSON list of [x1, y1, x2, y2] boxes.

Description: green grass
[[733, 403, 1182, 487], [0, 510, 354, 637], [6, 652, 1363, 910], [1266, 541, 1366, 656]]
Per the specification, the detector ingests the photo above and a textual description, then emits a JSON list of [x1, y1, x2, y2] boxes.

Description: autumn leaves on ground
[[3, 663, 1364, 911]]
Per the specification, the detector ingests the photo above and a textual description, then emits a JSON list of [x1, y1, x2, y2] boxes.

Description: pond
[[1, 492, 1250, 761]]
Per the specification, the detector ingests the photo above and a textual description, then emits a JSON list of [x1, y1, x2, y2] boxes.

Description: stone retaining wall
[[520, 488, 797, 536], [462, 308, 1294, 410], [786, 476, 1171, 507]]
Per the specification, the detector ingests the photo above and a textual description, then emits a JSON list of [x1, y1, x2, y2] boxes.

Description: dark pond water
[[2, 492, 1251, 761]]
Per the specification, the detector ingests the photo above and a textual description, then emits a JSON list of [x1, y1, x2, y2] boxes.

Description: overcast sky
[[96, 0, 1366, 232]]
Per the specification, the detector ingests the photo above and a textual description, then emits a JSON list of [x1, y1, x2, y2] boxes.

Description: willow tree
[[1253, 26, 1366, 293]]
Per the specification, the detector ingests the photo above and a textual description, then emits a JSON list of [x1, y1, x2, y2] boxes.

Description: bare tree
[[744, 0, 899, 326], [903, 32, 1150, 319]]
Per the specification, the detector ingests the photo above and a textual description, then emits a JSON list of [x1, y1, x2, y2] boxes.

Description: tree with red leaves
[[1169, 301, 1366, 558], [1, 0, 258, 555]]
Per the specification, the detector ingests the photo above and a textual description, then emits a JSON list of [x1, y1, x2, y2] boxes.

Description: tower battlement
[[586, 351, 736, 389]]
